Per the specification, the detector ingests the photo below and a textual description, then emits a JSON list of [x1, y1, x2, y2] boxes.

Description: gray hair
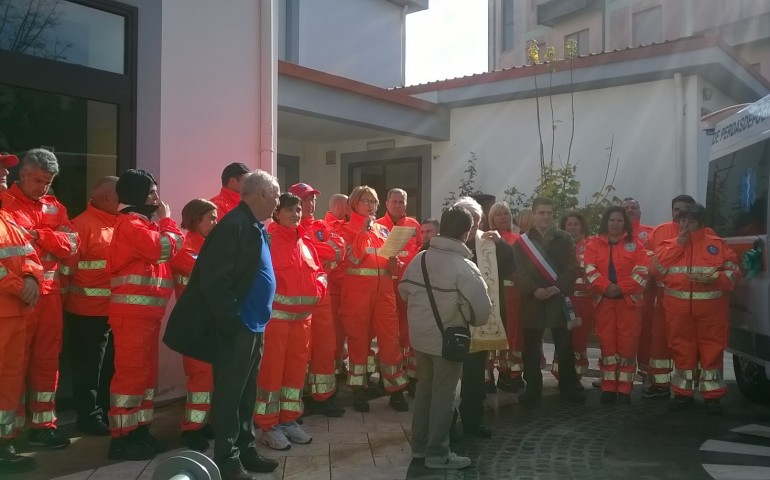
[[240, 169, 278, 197], [22, 148, 59, 176], [454, 196, 483, 219], [387, 188, 407, 201]]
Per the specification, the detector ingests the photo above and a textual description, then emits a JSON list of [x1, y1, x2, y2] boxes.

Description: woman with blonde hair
[[518, 208, 534, 234], [336, 186, 408, 413], [486, 202, 525, 393]]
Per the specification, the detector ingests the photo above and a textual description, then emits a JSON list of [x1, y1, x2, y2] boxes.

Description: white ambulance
[[704, 93, 770, 402]]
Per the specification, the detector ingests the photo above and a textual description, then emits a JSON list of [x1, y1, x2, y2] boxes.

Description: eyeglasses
[[359, 198, 377, 205]]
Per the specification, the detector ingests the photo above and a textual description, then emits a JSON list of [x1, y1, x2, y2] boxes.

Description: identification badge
[[625, 242, 636, 252], [707, 245, 720, 255]]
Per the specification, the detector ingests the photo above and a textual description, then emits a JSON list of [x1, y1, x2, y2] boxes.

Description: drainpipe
[[401, 4, 408, 87], [674, 72, 686, 193], [259, 0, 276, 174]]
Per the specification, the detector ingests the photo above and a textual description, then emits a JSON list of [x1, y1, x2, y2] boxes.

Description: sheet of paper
[[377, 226, 416, 258]]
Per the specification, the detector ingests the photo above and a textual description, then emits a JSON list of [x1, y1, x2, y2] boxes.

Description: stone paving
[[10, 346, 756, 480]]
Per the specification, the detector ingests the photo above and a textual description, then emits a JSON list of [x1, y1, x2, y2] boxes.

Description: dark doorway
[[347, 157, 422, 218]]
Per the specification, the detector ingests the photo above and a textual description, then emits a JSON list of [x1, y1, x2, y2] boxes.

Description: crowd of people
[[0, 149, 740, 479]]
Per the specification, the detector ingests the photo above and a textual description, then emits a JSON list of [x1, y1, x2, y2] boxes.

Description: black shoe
[[135, 425, 167, 453], [600, 391, 617, 404], [108, 433, 155, 461], [219, 465, 258, 480], [560, 389, 586, 403], [407, 378, 417, 398], [496, 376, 518, 393], [77, 417, 110, 436], [181, 429, 210, 451], [389, 391, 409, 412], [617, 393, 631, 405], [314, 397, 345, 417], [591, 380, 601, 388], [510, 377, 526, 394], [200, 423, 215, 439], [240, 448, 280, 473], [642, 385, 670, 399], [705, 398, 723, 415], [0, 442, 36, 473], [27, 428, 70, 449], [464, 424, 492, 438], [484, 381, 497, 394], [669, 395, 695, 411], [353, 390, 370, 413]]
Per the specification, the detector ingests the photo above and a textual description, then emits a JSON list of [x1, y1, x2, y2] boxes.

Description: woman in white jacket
[[398, 207, 492, 470]]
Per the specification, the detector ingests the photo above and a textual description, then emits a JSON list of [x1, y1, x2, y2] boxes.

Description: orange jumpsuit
[[254, 223, 326, 431], [585, 235, 648, 394], [337, 212, 407, 392], [0, 215, 43, 439], [2, 184, 79, 430], [301, 217, 344, 401], [653, 230, 739, 399], [108, 214, 182, 438], [632, 222, 655, 374], [210, 187, 239, 220], [646, 222, 679, 387], [375, 213, 421, 379], [553, 236, 596, 379], [169, 231, 213, 432], [324, 212, 347, 369]]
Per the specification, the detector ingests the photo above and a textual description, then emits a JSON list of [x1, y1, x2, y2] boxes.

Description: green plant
[[443, 151, 481, 208]]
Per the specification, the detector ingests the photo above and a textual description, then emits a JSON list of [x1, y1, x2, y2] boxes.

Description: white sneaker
[[425, 452, 471, 469], [278, 421, 312, 444], [262, 427, 291, 450]]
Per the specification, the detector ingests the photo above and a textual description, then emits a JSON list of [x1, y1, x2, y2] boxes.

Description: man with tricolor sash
[[513, 197, 585, 407]]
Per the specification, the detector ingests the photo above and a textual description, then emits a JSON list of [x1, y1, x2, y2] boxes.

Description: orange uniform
[[337, 212, 407, 392], [653, 229, 739, 399], [107, 214, 183, 438], [300, 217, 345, 401], [62, 204, 116, 316], [632, 221, 655, 373], [2, 184, 79, 430], [375, 214, 421, 378], [324, 212, 347, 368], [254, 222, 326, 431], [210, 187, 239, 220], [169, 231, 213, 432], [0, 216, 43, 439], [585, 235, 648, 394]]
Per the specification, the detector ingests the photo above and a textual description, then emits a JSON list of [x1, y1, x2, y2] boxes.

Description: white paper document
[[377, 226, 416, 258]]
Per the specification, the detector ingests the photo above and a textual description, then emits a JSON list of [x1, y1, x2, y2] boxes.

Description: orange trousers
[[19, 293, 63, 430], [180, 356, 213, 431], [647, 288, 672, 387], [254, 319, 310, 431], [108, 316, 159, 438], [309, 296, 337, 401], [665, 301, 728, 399], [396, 292, 416, 379], [339, 283, 406, 392], [636, 286, 655, 371], [595, 299, 641, 394], [331, 292, 346, 369], [1, 316, 25, 439], [552, 295, 594, 379]]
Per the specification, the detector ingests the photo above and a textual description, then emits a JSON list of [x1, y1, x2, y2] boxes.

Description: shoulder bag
[[421, 253, 471, 362]]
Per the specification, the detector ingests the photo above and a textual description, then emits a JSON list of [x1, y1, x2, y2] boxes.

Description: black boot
[[135, 425, 167, 453], [0, 440, 36, 474], [389, 390, 409, 412], [181, 429, 209, 451], [353, 390, 370, 412], [108, 431, 155, 461]]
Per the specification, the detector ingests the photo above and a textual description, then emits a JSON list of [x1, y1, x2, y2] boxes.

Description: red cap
[[0, 153, 19, 168], [289, 183, 320, 198]]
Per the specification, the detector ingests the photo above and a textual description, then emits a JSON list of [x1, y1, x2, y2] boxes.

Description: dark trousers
[[64, 312, 114, 421], [523, 327, 577, 396], [458, 350, 486, 427], [213, 325, 263, 467]]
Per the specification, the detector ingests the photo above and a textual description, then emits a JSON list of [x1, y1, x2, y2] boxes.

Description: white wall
[[297, 0, 405, 88], [122, 0, 270, 402]]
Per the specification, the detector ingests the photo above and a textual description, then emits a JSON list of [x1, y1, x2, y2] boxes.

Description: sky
[[405, 0, 488, 86]]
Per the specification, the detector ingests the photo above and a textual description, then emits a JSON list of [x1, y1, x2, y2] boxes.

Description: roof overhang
[[278, 61, 449, 143], [397, 36, 770, 108]]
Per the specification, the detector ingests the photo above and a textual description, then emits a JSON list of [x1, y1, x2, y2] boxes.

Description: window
[[564, 29, 589, 57], [706, 139, 770, 237], [348, 158, 422, 218], [632, 6, 663, 46], [502, 0, 515, 51]]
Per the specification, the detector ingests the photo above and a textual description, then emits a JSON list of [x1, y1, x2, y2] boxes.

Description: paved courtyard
[[11, 346, 770, 480]]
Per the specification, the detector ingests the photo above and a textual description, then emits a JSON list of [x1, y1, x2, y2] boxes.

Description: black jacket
[[163, 202, 266, 363]]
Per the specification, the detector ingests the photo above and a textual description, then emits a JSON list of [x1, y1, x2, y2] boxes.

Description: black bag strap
[[421, 252, 445, 335]]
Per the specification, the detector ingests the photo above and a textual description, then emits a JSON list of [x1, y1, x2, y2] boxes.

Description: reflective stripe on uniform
[[59, 264, 71, 275], [0, 244, 34, 259], [308, 373, 336, 395], [109, 412, 139, 430], [346, 268, 390, 276], [137, 408, 154, 424], [671, 368, 696, 391], [665, 289, 723, 300], [111, 275, 174, 289], [0, 410, 15, 437], [110, 294, 168, 307], [31, 411, 55, 424], [187, 392, 211, 404], [111, 393, 143, 408], [69, 285, 111, 297], [43, 271, 59, 282], [271, 310, 311, 321], [649, 358, 672, 369], [32, 391, 55, 403], [253, 389, 280, 415], [503, 279, 514, 287], [79, 259, 107, 270], [273, 294, 318, 305], [185, 408, 208, 424], [174, 274, 190, 286], [327, 240, 342, 261]]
